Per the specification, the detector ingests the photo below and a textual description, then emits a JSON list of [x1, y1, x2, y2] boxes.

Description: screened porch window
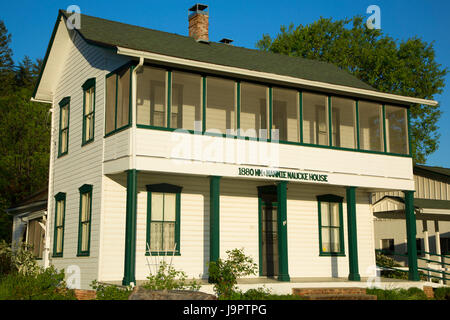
[[27, 218, 45, 259], [358, 101, 384, 152], [105, 66, 131, 135], [171, 71, 202, 131], [205, 77, 236, 135], [317, 195, 344, 256], [240, 82, 268, 139], [385, 105, 408, 155], [302, 92, 329, 146], [272, 87, 299, 142], [146, 184, 182, 255], [136, 66, 167, 127], [330, 97, 356, 149]]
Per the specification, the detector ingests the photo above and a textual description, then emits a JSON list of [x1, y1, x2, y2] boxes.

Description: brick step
[[292, 287, 367, 296], [304, 294, 377, 300]]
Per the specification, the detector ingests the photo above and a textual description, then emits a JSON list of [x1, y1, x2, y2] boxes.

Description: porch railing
[[375, 249, 449, 283]]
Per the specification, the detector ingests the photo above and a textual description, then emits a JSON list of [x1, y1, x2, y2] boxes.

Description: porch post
[[404, 190, 420, 281], [209, 176, 221, 263], [346, 186, 360, 281], [122, 169, 138, 286], [277, 181, 290, 282]]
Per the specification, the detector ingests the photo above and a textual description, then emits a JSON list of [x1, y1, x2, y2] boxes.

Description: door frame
[[259, 198, 279, 277]]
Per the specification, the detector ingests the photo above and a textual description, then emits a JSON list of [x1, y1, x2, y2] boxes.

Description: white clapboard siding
[[101, 173, 375, 281], [287, 184, 374, 278], [373, 173, 450, 204], [48, 31, 130, 289]]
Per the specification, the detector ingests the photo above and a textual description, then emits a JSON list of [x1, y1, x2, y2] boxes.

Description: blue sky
[[3, 0, 449, 167]]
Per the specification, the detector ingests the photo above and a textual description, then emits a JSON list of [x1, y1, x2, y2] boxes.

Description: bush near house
[[90, 280, 133, 300], [0, 241, 75, 300], [434, 287, 450, 300], [142, 261, 201, 291], [367, 287, 429, 300]]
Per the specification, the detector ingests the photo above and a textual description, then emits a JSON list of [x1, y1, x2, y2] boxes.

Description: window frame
[[317, 194, 345, 257], [77, 184, 93, 257], [104, 63, 134, 137], [146, 183, 182, 256], [58, 97, 70, 157], [52, 192, 66, 258], [82, 78, 96, 145], [131, 62, 412, 158]]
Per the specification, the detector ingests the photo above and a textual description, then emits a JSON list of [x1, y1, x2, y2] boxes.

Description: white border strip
[[116, 46, 438, 107]]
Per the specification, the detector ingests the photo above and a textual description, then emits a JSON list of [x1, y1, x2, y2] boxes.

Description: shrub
[[0, 266, 76, 300], [434, 287, 450, 300], [366, 287, 428, 300], [208, 248, 258, 298], [0, 241, 39, 277], [91, 280, 132, 300], [141, 261, 201, 291]]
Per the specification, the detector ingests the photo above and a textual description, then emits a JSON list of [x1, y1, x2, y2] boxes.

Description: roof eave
[[116, 46, 438, 107]]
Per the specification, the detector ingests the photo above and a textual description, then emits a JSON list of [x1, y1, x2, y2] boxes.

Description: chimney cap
[[219, 38, 233, 45], [189, 4, 208, 12]]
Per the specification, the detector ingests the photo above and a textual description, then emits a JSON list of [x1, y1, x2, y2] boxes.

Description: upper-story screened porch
[[104, 62, 411, 157]]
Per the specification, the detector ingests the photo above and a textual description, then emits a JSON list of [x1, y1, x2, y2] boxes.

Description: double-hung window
[[77, 184, 93, 256], [53, 192, 66, 257], [82, 78, 96, 145], [146, 184, 182, 255], [58, 97, 70, 157], [317, 194, 345, 256]]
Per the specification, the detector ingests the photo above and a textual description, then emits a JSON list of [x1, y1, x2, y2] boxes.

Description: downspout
[[44, 105, 56, 269], [130, 57, 144, 169]]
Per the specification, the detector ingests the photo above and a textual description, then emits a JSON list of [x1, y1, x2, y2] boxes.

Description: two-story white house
[[31, 6, 439, 290]]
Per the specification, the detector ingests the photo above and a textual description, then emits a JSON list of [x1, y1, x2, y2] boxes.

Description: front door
[[261, 201, 279, 277]]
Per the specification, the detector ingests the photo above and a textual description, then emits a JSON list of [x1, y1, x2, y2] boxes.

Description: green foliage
[[141, 261, 201, 291], [434, 287, 450, 300], [375, 252, 409, 280], [0, 265, 76, 300], [90, 280, 133, 300], [0, 241, 39, 276], [257, 16, 447, 163], [0, 18, 48, 243], [220, 287, 306, 300], [366, 287, 428, 300], [208, 248, 258, 298]]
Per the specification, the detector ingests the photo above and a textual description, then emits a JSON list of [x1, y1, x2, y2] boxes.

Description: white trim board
[[116, 46, 439, 107]]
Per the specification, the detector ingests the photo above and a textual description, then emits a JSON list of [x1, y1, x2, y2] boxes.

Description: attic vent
[[219, 38, 233, 45]]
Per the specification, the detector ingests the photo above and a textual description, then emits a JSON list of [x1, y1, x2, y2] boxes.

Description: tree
[[0, 21, 48, 242], [0, 20, 14, 97], [256, 16, 447, 163]]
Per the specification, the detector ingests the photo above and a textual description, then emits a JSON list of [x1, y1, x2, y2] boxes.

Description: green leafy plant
[[434, 287, 450, 300], [208, 248, 258, 298], [90, 280, 133, 300], [367, 287, 428, 300], [0, 241, 39, 276], [141, 261, 201, 291], [0, 265, 76, 300]]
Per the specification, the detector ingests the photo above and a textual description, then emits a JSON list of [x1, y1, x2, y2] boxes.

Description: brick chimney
[[188, 4, 209, 42]]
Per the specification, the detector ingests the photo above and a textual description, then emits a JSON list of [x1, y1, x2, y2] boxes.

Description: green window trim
[[58, 97, 70, 158], [317, 194, 345, 257], [77, 184, 93, 257], [52, 192, 66, 258], [146, 183, 182, 256], [82, 78, 96, 146], [129, 62, 411, 157], [104, 63, 134, 137]]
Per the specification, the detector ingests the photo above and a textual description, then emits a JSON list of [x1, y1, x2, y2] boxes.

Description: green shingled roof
[[60, 10, 376, 91]]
